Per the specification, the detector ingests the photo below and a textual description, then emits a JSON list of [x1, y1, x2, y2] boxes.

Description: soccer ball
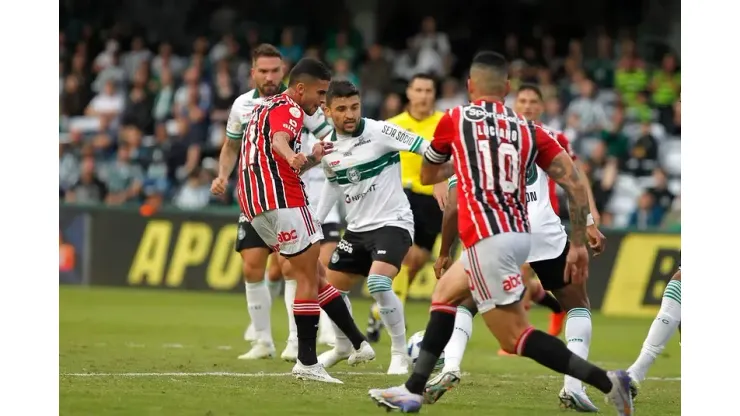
[[407, 330, 444, 371]]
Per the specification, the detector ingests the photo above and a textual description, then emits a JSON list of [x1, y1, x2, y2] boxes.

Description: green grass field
[[59, 286, 680, 415]]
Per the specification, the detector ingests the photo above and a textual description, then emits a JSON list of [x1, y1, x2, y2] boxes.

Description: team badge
[[526, 165, 538, 186], [347, 167, 361, 184], [331, 251, 340, 263], [289, 107, 302, 118], [237, 226, 246, 240]]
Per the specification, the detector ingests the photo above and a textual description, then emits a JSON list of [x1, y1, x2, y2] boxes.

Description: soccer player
[[211, 45, 337, 361], [235, 57, 374, 383], [315, 80, 430, 375], [365, 74, 444, 343], [424, 85, 607, 412], [627, 264, 681, 393], [368, 51, 634, 415]]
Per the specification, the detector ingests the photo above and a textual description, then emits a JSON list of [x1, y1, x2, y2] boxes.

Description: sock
[[405, 303, 457, 394], [284, 279, 298, 341], [630, 280, 681, 381], [245, 282, 273, 344], [292, 299, 320, 365], [391, 266, 412, 305], [267, 280, 282, 300], [319, 310, 333, 337], [442, 306, 473, 372], [367, 274, 407, 351], [518, 328, 612, 394], [534, 286, 563, 313], [563, 308, 592, 392], [319, 284, 366, 350]]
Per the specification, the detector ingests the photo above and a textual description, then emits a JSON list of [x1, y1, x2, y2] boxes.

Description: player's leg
[[534, 242, 598, 412], [317, 223, 341, 346], [367, 227, 414, 374], [522, 262, 566, 335], [266, 252, 283, 300], [368, 258, 471, 412], [235, 221, 275, 360], [472, 235, 632, 415], [628, 268, 681, 386], [279, 256, 299, 361]]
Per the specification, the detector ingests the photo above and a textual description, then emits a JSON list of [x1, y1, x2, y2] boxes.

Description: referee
[[367, 73, 445, 342]]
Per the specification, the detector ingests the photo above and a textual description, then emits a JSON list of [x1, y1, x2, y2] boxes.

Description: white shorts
[[461, 233, 532, 314], [250, 206, 323, 257]]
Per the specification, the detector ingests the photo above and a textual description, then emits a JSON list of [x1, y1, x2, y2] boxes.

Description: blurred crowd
[[59, 16, 680, 230]]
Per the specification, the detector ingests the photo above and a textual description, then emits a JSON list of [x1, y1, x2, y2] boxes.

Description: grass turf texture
[[60, 286, 680, 415]]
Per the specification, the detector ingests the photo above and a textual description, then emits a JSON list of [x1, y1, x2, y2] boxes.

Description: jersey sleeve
[[268, 103, 304, 140], [555, 132, 577, 161], [424, 111, 455, 165], [321, 158, 338, 183], [376, 120, 430, 155], [303, 108, 333, 140], [534, 124, 566, 170], [225, 99, 246, 140]]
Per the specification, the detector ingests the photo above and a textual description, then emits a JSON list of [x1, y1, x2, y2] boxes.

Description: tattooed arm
[[299, 155, 321, 174], [545, 153, 591, 246]]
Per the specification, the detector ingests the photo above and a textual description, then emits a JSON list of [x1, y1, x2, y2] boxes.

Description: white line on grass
[[60, 372, 680, 381]]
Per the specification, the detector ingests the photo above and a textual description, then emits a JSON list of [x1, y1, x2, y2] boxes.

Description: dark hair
[[251, 43, 282, 63], [409, 73, 437, 87], [327, 80, 360, 105], [288, 58, 332, 86], [517, 83, 543, 101], [471, 51, 508, 73]]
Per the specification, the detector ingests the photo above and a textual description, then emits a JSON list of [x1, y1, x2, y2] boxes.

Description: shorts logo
[[377, 250, 386, 255], [277, 230, 298, 244], [502, 274, 523, 292], [237, 226, 246, 240], [331, 251, 340, 263], [337, 239, 353, 254], [238, 214, 248, 223], [329, 230, 340, 237], [347, 167, 361, 184], [289, 107, 302, 118]]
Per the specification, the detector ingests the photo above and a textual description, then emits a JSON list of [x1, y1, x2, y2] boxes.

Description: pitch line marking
[[60, 371, 680, 381]]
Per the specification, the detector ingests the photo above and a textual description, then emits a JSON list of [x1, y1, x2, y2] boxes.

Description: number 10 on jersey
[[477, 140, 519, 193]]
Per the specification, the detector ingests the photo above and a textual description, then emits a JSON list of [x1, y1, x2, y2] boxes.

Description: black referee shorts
[[405, 189, 443, 252]]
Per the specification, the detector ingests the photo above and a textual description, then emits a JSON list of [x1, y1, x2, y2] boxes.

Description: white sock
[[245, 282, 273, 344], [331, 291, 354, 352], [563, 307, 592, 392], [284, 279, 297, 342], [367, 274, 406, 352], [319, 310, 334, 336], [267, 279, 282, 300], [629, 280, 681, 382], [442, 306, 473, 372]]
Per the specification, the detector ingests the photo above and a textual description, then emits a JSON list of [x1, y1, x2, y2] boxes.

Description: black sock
[[319, 287, 366, 350], [405, 304, 457, 394], [536, 291, 563, 313], [293, 300, 320, 366], [519, 329, 612, 394]]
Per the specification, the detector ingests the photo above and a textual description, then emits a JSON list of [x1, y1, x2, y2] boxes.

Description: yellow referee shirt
[[387, 111, 445, 196]]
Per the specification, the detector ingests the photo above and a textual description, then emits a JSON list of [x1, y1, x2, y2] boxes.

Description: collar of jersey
[[253, 84, 288, 98], [330, 118, 365, 141]]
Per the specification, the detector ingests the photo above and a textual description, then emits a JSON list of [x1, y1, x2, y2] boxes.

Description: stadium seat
[[660, 140, 682, 177], [668, 179, 681, 196]]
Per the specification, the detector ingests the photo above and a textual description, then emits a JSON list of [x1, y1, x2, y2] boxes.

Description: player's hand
[[210, 176, 228, 195], [587, 225, 606, 256], [289, 153, 308, 170], [433, 255, 452, 280], [564, 244, 589, 284], [433, 182, 448, 210], [311, 141, 334, 161]]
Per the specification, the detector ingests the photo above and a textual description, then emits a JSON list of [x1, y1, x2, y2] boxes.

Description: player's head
[[468, 51, 509, 101], [251, 44, 284, 97], [406, 73, 436, 112], [288, 58, 332, 115], [326, 80, 361, 135], [514, 84, 544, 121]]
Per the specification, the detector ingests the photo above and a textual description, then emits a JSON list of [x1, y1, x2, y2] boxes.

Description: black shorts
[[321, 223, 342, 244], [328, 226, 412, 276], [529, 241, 570, 291], [405, 189, 442, 252], [235, 216, 270, 252]]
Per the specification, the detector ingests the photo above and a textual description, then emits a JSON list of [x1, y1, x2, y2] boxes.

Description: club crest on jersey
[[289, 107, 302, 118], [463, 105, 489, 122], [526, 165, 538, 186], [347, 167, 361, 184]]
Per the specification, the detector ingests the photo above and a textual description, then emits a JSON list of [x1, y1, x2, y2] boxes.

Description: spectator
[[359, 44, 392, 118], [325, 32, 358, 67], [92, 39, 119, 74], [661, 195, 681, 231], [211, 70, 238, 125], [629, 192, 664, 230], [587, 34, 615, 89], [409, 16, 452, 77], [121, 36, 152, 82], [541, 97, 564, 132], [151, 42, 186, 80], [152, 69, 176, 123], [61, 75, 88, 117], [99, 145, 144, 205], [175, 88, 209, 149], [625, 91, 655, 122], [566, 78, 609, 135], [332, 58, 360, 86], [669, 99, 681, 136], [380, 93, 402, 120], [278, 28, 304, 64], [436, 77, 466, 111], [650, 53, 681, 127], [600, 106, 630, 160], [174, 66, 212, 111], [563, 112, 580, 142], [584, 140, 618, 214], [615, 39, 648, 108], [173, 168, 211, 210], [85, 80, 125, 127], [537, 68, 558, 102], [648, 168, 675, 213], [65, 156, 107, 204], [625, 121, 659, 178], [92, 52, 125, 93], [121, 83, 154, 136]]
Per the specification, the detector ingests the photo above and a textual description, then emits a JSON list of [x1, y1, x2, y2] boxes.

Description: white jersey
[[449, 165, 567, 262], [320, 118, 430, 237], [226, 87, 337, 223]]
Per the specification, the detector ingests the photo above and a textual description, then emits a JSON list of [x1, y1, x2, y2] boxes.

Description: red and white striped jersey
[[237, 93, 308, 219], [424, 100, 564, 248]]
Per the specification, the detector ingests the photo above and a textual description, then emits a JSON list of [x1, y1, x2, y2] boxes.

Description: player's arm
[[316, 164, 342, 223], [439, 177, 460, 257], [535, 127, 590, 246], [303, 108, 334, 141], [218, 101, 246, 179], [420, 112, 456, 185], [555, 133, 600, 225], [377, 120, 432, 156]]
